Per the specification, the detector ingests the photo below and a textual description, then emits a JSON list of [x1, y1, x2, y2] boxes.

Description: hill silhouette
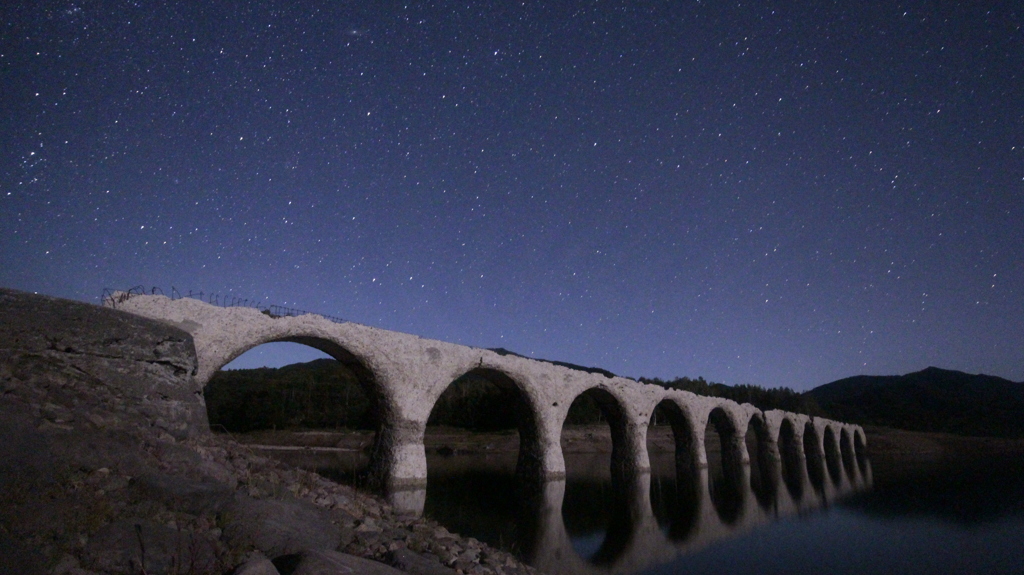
[[806, 367, 1024, 438]]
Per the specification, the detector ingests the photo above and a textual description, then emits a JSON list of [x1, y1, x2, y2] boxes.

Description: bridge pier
[[368, 417, 428, 492]]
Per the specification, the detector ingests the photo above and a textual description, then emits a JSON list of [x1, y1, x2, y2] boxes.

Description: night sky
[[2, 1, 1022, 390]]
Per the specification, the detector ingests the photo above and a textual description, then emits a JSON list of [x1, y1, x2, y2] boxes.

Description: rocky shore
[[0, 288, 537, 575]]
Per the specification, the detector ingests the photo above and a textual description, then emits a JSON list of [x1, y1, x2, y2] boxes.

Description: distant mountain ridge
[[806, 367, 1024, 437]]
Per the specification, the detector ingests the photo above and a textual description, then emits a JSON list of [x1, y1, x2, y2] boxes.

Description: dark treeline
[[426, 372, 518, 430], [205, 360, 820, 432], [639, 376, 826, 418], [205, 359, 375, 432]]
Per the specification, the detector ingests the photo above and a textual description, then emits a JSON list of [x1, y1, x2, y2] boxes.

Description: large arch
[[207, 341, 376, 428], [203, 334, 392, 484], [650, 398, 700, 478], [561, 385, 635, 480], [204, 333, 383, 400], [425, 366, 544, 482]]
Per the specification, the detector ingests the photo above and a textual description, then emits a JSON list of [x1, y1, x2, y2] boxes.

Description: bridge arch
[[202, 333, 402, 485], [649, 397, 700, 477], [207, 333, 384, 396], [426, 366, 545, 481], [560, 384, 635, 479]]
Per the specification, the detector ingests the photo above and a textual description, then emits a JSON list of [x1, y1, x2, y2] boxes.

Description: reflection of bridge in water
[[408, 432, 870, 574], [109, 291, 870, 557], [523, 454, 870, 575]]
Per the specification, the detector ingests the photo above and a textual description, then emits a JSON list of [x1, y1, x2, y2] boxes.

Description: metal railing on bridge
[[101, 286, 349, 325]]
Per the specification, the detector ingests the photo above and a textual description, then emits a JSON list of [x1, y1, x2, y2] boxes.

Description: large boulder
[[223, 495, 343, 558], [128, 473, 235, 516], [81, 520, 220, 575], [0, 288, 206, 438], [274, 549, 406, 575]]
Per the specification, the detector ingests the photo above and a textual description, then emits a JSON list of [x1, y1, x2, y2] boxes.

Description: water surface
[[264, 447, 1024, 574]]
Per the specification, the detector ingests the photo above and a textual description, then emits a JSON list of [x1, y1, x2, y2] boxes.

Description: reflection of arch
[[526, 456, 873, 575], [803, 422, 825, 492], [778, 418, 803, 501], [705, 407, 744, 525], [744, 413, 778, 510], [588, 476, 638, 566], [823, 426, 842, 485], [839, 428, 856, 481], [428, 367, 543, 481]]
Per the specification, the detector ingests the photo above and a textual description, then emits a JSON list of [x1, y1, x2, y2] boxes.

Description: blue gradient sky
[[3, 1, 1022, 389]]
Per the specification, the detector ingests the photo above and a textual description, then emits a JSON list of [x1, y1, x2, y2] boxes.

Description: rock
[[387, 548, 458, 575], [275, 549, 407, 575], [222, 496, 342, 558], [130, 472, 234, 515], [0, 288, 204, 439], [51, 553, 81, 575], [355, 517, 380, 532], [458, 548, 480, 563], [233, 555, 281, 575], [81, 520, 218, 575], [0, 403, 55, 490], [0, 530, 46, 575]]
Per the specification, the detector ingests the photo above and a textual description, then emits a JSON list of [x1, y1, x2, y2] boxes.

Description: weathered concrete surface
[[0, 288, 536, 575], [110, 293, 868, 501]]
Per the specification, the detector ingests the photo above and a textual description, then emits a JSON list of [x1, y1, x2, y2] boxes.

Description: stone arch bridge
[[110, 293, 869, 508]]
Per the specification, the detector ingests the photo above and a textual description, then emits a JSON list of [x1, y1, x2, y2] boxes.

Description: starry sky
[[2, 1, 1022, 390]]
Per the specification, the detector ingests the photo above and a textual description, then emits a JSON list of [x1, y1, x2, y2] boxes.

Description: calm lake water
[[266, 447, 1024, 575]]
